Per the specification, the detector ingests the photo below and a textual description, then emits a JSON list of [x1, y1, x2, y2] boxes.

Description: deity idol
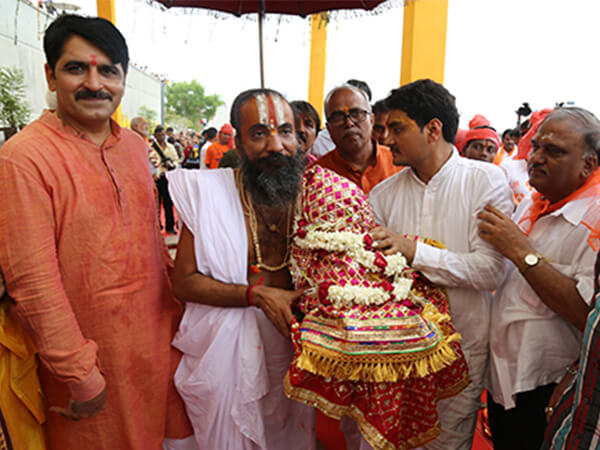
[[285, 165, 471, 449]]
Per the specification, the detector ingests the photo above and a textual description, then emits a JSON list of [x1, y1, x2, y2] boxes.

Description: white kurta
[[369, 150, 514, 449], [488, 196, 598, 409], [369, 150, 514, 353], [199, 140, 211, 169], [499, 158, 533, 205], [167, 168, 315, 450]]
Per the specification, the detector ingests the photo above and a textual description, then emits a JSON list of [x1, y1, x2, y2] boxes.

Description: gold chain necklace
[[236, 170, 292, 272], [253, 201, 286, 233]]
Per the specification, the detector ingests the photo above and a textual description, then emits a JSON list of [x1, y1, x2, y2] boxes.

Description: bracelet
[[246, 276, 264, 307]]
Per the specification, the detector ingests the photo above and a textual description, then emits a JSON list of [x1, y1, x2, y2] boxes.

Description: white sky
[[69, 0, 600, 132]]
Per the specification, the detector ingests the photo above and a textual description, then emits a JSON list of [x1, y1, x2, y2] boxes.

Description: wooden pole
[[258, 0, 265, 88]]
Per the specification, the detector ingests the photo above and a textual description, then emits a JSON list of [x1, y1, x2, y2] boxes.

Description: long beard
[[240, 150, 306, 207]]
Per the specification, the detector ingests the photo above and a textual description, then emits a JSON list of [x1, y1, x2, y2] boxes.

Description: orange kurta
[[205, 142, 230, 169], [0, 111, 191, 449], [315, 141, 402, 194]]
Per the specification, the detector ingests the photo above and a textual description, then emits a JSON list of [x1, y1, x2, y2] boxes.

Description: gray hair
[[324, 84, 372, 117], [544, 107, 600, 158]]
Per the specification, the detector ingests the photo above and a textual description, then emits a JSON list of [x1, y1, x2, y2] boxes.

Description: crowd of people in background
[[138, 77, 542, 239]]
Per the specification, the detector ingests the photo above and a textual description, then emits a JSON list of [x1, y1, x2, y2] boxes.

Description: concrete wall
[[0, 0, 161, 128]]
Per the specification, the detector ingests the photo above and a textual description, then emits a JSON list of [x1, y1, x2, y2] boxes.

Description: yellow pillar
[[308, 13, 328, 121], [96, 0, 115, 22], [96, 0, 125, 126], [400, 0, 448, 85]]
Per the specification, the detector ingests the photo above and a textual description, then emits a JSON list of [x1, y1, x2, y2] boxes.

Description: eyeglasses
[[327, 108, 370, 127]]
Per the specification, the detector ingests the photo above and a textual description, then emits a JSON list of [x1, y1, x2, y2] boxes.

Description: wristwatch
[[521, 252, 543, 274]]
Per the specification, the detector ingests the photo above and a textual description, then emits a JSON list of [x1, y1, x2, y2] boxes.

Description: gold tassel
[[294, 302, 466, 382], [294, 334, 463, 383]]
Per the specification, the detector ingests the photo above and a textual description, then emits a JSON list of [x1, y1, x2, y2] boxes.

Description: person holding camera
[[151, 125, 180, 233]]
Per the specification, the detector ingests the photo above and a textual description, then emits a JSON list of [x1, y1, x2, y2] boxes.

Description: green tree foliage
[[137, 106, 158, 130], [165, 110, 193, 132], [0, 67, 31, 132], [165, 80, 223, 127]]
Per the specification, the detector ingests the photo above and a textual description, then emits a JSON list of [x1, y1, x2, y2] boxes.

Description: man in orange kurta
[[316, 85, 401, 194], [205, 123, 233, 168], [0, 15, 193, 449]]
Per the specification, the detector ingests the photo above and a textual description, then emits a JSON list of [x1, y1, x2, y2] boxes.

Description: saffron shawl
[[519, 169, 600, 250]]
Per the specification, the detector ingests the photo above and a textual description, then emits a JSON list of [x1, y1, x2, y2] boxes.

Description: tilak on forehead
[[387, 110, 418, 130], [254, 93, 286, 134], [90, 54, 97, 66]]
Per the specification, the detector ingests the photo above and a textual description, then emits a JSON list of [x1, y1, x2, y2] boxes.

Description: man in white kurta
[[369, 79, 514, 450], [166, 88, 315, 449], [477, 107, 600, 449]]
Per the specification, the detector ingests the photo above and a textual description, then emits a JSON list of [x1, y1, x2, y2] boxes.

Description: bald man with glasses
[[315, 85, 401, 194]]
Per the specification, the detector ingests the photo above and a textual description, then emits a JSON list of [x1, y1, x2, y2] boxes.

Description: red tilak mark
[[266, 94, 278, 133], [90, 55, 97, 66]]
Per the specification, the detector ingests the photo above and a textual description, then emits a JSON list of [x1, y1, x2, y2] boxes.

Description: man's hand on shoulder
[[50, 386, 107, 421], [371, 226, 416, 263], [477, 204, 532, 263], [252, 285, 303, 339]]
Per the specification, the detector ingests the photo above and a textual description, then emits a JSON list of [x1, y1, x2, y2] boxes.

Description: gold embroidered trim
[[284, 372, 471, 450], [302, 314, 438, 345], [294, 304, 463, 382]]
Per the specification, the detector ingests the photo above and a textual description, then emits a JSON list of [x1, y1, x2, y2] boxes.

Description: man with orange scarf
[[477, 107, 600, 450]]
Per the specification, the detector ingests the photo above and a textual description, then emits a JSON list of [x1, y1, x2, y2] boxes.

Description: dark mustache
[[297, 131, 307, 144], [75, 89, 113, 101], [253, 151, 290, 170], [529, 163, 546, 173]]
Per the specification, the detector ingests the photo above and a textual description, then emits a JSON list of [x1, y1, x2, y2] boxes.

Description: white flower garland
[[327, 277, 414, 309], [392, 277, 413, 300], [328, 285, 388, 308], [295, 227, 414, 307], [294, 227, 408, 276]]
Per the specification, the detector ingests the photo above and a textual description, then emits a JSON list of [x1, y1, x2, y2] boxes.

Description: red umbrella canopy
[[156, 1, 386, 17], [155, 0, 389, 87]]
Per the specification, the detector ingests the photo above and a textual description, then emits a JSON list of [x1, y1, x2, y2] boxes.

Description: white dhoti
[[168, 168, 316, 449]]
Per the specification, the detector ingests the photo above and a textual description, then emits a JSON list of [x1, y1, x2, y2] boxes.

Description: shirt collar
[[333, 139, 380, 173], [408, 147, 459, 187], [547, 196, 598, 227], [40, 110, 121, 148]]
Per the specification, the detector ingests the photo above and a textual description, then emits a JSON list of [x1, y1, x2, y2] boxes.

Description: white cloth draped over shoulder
[[167, 168, 315, 450]]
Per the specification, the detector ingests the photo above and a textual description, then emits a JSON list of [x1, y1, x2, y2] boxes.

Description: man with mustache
[[316, 85, 401, 195], [493, 128, 518, 165], [166, 88, 315, 449], [372, 99, 392, 146], [0, 14, 193, 449], [369, 79, 513, 450], [477, 107, 600, 450], [290, 100, 320, 161]]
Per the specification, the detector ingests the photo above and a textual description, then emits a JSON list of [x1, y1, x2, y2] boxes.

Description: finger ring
[[544, 406, 554, 414]]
